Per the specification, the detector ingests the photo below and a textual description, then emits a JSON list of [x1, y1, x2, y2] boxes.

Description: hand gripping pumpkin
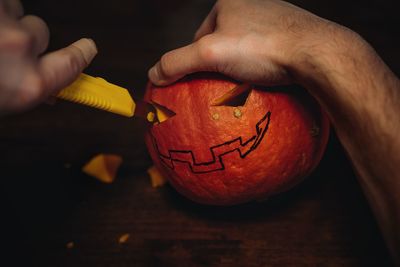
[[144, 73, 330, 205]]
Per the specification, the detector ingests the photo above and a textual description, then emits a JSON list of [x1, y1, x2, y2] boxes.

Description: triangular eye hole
[[212, 84, 252, 107], [151, 101, 176, 124]]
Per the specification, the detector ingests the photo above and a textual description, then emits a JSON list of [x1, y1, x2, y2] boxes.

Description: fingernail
[[71, 38, 98, 65]]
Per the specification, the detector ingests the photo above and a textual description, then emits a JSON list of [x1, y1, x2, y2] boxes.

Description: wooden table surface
[[1, 0, 398, 266]]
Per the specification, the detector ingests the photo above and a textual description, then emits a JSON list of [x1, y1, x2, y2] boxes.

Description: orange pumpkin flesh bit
[[118, 233, 130, 244], [147, 165, 167, 187], [144, 73, 330, 205], [82, 154, 123, 183]]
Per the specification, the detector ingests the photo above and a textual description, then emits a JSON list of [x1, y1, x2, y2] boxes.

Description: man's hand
[[148, 0, 400, 264], [0, 0, 97, 114], [148, 0, 337, 87]]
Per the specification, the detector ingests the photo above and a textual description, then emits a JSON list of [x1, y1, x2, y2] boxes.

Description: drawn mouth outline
[[150, 111, 271, 174]]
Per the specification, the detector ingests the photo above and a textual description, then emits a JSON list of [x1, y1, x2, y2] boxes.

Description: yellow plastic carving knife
[[56, 73, 159, 122]]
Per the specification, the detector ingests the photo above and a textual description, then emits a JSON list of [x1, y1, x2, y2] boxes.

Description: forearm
[[293, 27, 400, 262]]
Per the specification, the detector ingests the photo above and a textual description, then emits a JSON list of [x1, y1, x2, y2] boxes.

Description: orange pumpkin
[[144, 73, 329, 205]]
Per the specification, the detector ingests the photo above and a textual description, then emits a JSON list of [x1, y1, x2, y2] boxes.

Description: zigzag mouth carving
[[150, 111, 271, 174]]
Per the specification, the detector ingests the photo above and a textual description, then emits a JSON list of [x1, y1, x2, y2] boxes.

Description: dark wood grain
[[1, 0, 398, 266]]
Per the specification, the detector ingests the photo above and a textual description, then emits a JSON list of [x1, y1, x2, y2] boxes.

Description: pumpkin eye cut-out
[[212, 84, 252, 107], [151, 101, 176, 124]]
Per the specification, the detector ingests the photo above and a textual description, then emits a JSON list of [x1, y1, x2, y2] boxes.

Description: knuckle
[[159, 53, 174, 79], [26, 75, 44, 97], [18, 74, 45, 105], [197, 37, 221, 65], [1, 0, 24, 17], [4, 28, 34, 54], [63, 49, 85, 75]]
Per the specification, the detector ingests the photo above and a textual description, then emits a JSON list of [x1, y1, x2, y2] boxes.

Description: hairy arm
[[148, 0, 400, 262], [293, 28, 400, 262]]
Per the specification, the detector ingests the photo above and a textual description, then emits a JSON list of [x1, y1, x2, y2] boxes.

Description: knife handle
[[56, 73, 135, 117]]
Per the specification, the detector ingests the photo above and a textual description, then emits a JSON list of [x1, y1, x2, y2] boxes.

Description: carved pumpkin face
[[144, 73, 329, 205]]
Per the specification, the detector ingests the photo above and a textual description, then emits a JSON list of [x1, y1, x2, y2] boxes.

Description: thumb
[[39, 38, 97, 93], [148, 35, 224, 86]]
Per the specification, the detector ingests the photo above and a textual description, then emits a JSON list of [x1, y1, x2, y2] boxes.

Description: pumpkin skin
[[144, 73, 329, 205]]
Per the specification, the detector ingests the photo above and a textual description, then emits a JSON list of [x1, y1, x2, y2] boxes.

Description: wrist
[[290, 24, 366, 96], [288, 24, 400, 158], [288, 24, 396, 118]]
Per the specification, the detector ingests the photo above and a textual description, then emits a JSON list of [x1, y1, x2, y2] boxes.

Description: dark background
[[1, 0, 399, 266]]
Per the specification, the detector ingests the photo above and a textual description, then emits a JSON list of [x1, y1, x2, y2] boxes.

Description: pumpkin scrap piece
[[147, 165, 167, 187], [118, 233, 130, 244], [82, 154, 123, 183]]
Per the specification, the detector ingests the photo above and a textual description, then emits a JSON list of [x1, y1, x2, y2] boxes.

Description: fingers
[[0, 15, 49, 58], [148, 43, 203, 86], [38, 38, 97, 93], [150, 4, 220, 86], [19, 15, 49, 55], [0, 2, 98, 113], [0, 1, 49, 56], [193, 6, 217, 41], [148, 35, 227, 86], [0, 56, 45, 113], [0, 38, 97, 113], [0, 0, 23, 18]]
